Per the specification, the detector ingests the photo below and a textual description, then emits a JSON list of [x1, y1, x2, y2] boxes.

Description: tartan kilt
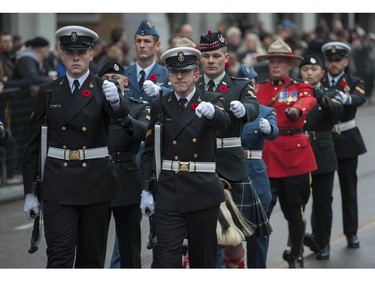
[[228, 176, 272, 237]]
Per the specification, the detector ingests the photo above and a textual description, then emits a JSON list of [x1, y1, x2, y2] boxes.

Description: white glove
[[140, 190, 155, 217], [195, 101, 215, 119], [143, 80, 161, 97], [259, 118, 271, 134], [24, 193, 40, 220], [230, 100, 246, 118], [335, 91, 351, 105], [102, 80, 119, 103]]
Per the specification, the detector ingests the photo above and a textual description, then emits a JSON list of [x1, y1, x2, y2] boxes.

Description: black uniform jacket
[[141, 88, 230, 213], [304, 86, 343, 174], [197, 75, 259, 181], [109, 97, 150, 207], [23, 73, 130, 205], [321, 73, 367, 159]]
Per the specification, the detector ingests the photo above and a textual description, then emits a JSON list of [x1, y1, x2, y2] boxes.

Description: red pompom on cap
[[208, 30, 212, 35]]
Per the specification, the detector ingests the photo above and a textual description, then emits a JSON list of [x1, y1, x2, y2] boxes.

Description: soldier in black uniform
[[197, 30, 270, 268], [320, 41, 367, 249], [23, 26, 129, 268], [98, 60, 150, 268], [140, 46, 230, 268], [299, 55, 343, 260]]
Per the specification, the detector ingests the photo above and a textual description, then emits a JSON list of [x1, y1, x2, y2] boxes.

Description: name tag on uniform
[[165, 118, 173, 122], [50, 104, 62, 109]]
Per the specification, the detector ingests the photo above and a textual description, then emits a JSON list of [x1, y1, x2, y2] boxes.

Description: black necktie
[[331, 79, 336, 87], [139, 70, 146, 89], [73, 80, 80, 95], [207, 80, 215, 92], [179, 98, 188, 111]]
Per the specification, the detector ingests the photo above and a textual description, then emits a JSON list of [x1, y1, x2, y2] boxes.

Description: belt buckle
[[178, 161, 190, 172], [69, 150, 80, 160]]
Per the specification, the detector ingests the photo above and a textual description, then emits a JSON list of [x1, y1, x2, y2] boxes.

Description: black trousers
[[337, 156, 359, 236], [267, 174, 311, 224], [310, 172, 334, 248], [155, 205, 219, 268], [110, 204, 142, 268], [43, 201, 110, 268]]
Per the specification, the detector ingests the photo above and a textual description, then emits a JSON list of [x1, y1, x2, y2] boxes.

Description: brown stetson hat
[[256, 38, 303, 63]]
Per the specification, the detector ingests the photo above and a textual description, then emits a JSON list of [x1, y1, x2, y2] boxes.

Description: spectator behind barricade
[[0, 32, 16, 83], [0, 61, 21, 185], [178, 23, 194, 40], [225, 26, 242, 54], [237, 32, 267, 67], [9, 36, 53, 173], [89, 39, 105, 75], [109, 27, 130, 67]]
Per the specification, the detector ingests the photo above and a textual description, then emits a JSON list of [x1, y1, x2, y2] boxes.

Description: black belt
[[111, 152, 136, 163], [278, 128, 303, 136], [306, 131, 332, 140]]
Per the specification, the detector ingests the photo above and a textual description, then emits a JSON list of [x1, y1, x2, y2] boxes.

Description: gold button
[[63, 162, 68, 167], [193, 154, 198, 158], [82, 127, 87, 132], [192, 138, 197, 143], [82, 163, 87, 167], [62, 145, 67, 149], [172, 140, 177, 145], [61, 126, 66, 131], [174, 156, 179, 160]]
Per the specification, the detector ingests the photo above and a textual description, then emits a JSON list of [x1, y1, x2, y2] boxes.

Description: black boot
[[287, 222, 306, 268]]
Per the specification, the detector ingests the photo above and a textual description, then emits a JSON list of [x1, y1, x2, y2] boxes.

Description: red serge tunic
[[257, 77, 317, 178]]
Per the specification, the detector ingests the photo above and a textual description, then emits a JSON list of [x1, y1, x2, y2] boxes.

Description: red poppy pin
[[220, 85, 228, 93], [191, 103, 199, 111], [149, 74, 157, 82], [340, 81, 347, 87], [82, 89, 91, 97]]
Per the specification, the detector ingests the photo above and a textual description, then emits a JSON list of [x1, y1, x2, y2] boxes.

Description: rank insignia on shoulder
[[355, 86, 365, 94], [146, 115, 151, 121], [146, 129, 152, 139], [247, 89, 256, 97]]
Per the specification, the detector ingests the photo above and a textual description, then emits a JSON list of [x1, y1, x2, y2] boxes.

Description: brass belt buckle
[[178, 161, 190, 172], [69, 150, 80, 160]]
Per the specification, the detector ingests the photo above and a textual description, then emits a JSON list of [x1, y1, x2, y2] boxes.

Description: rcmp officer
[[256, 39, 317, 268], [124, 20, 172, 103], [98, 60, 150, 268], [197, 30, 269, 269], [321, 41, 367, 249], [237, 64, 278, 268], [140, 46, 230, 268], [300, 55, 344, 260], [23, 26, 129, 268]]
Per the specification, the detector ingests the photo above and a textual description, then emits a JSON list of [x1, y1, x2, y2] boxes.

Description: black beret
[[98, 61, 125, 77], [299, 55, 324, 68]]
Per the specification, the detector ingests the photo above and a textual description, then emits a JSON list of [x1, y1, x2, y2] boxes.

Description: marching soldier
[[300, 55, 344, 260], [320, 41, 367, 249], [256, 39, 317, 268], [197, 30, 270, 268], [98, 60, 150, 268], [23, 25, 129, 268], [237, 64, 279, 268], [140, 46, 230, 268]]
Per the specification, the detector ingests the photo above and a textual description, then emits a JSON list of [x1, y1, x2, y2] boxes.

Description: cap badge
[[71, 32, 78, 42], [177, 51, 185, 62], [114, 63, 119, 71], [331, 46, 336, 53], [147, 21, 152, 28], [245, 66, 250, 74], [310, 57, 316, 64], [218, 34, 225, 43]]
